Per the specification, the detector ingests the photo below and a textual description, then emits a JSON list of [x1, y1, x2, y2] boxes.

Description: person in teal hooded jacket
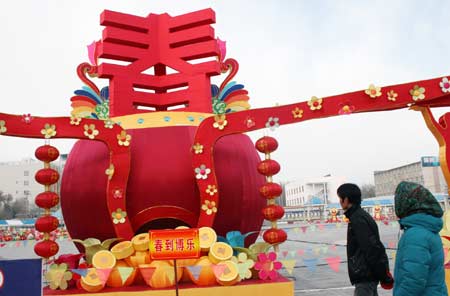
[[394, 181, 448, 296]]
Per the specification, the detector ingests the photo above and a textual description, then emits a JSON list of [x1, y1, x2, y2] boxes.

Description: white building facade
[[284, 175, 347, 207], [0, 155, 67, 202], [0, 158, 43, 201]]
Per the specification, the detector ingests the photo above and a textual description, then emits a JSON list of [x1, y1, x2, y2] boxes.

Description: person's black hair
[[337, 183, 362, 205]]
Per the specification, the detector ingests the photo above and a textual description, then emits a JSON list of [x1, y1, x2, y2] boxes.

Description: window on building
[[24, 181, 29, 186], [24, 190, 30, 195], [24, 170, 29, 176]]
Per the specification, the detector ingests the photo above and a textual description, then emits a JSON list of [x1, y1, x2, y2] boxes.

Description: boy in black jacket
[[337, 183, 394, 296]]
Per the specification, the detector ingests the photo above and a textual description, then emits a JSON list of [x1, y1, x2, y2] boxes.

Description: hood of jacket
[[399, 213, 443, 233], [394, 181, 443, 219]]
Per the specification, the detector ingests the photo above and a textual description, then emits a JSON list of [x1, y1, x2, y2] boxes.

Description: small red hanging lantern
[[255, 136, 278, 154], [34, 240, 59, 258], [35, 216, 59, 233], [35, 168, 60, 185], [259, 182, 283, 199], [257, 159, 280, 176], [35, 145, 60, 163], [33, 145, 60, 260], [35, 192, 59, 209], [255, 135, 286, 252], [262, 205, 285, 221], [263, 228, 287, 245]]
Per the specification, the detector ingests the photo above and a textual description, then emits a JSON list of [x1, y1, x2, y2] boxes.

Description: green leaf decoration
[[101, 238, 122, 250]]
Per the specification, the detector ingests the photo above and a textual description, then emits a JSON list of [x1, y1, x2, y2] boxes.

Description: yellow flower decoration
[[387, 90, 398, 102], [112, 208, 127, 224], [45, 263, 73, 290], [84, 124, 99, 139], [105, 164, 114, 180], [41, 123, 57, 139], [201, 200, 217, 215], [104, 119, 114, 129], [193, 143, 204, 154], [213, 114, 228, 130], [231, 252, 255, 280], [0, 120, 7, 134], [206, 185, 217, 196], [307, 96, 323, 111], [410, 85, 425, 101], [365, 84, 382, 98], [117, 131, 131, 146], [292, 107, 303, 119], [70, 116, 81, 126]]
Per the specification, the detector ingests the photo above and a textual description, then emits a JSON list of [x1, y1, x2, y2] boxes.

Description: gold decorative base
[[44, 278, 294, 296]]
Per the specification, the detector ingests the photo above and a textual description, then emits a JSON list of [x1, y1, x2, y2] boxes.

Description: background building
[[284, 175, 347, 207], [0, 159, 42, 201], [0, 155, 68, 218], [374, 156, 447, 196]]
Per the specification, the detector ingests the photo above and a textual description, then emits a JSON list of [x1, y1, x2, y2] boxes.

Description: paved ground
[[0, 221, 400, 295]]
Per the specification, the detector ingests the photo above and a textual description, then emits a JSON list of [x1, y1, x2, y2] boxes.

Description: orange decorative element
[[255, 136, 278, 154], [201, 200, 217, 215], [83, 124, 99, 139], [192, 143, 204, 154], [112, 208, 127, 224], [387, 90, 398, 101], [106, 260, 137, 288], [70, 116, 81, 125], [80, 268, 104, 293], [307, 96, 323, 110], [292, 107, 303, 119], [93, 250, 117, 270], [0, 120, 7, 134], [205, 185, 217, 196], [35, 145, 60, 162], [186, 256, 217, 286], [117, 130, 131, 146], [144, 260, 183, 288], [111, 241, 135, 260], [213, 114, 228, 130], [410, 85, 426, 101], [365, 84, 382, 98], [131, 233, 150, 251], [41, 123, 57, 138], [149, 229, 200, 260]]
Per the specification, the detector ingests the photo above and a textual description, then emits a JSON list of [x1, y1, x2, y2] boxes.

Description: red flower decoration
[[254, 252, 282, 280]]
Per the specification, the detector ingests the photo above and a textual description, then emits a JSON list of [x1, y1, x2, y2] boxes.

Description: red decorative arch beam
[[192, 76, 450, 227], [0, 113, 133, 239]]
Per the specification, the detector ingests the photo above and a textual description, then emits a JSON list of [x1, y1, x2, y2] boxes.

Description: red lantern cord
[[34, 145, 60, 259], [255, 136, 287, 252]]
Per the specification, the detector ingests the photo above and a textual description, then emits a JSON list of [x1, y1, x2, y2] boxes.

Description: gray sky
[[0, 0, 449, 185]]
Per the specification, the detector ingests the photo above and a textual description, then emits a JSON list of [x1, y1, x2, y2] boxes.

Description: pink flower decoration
[[22, 114, 33, 124], [254, 252, 282, 280]]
